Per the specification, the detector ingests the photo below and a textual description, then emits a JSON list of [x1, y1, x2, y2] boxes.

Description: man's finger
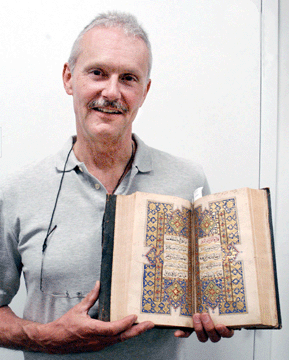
[[215, 324, 234, 338], [79, 281, 100, 312], [120, 321, 155, 342], [199, 313, 221, 343], [193, 313, 234, 343], [193, 313, 209, 342], [90, 314, 138, 336], [174, 329, 192, 338]]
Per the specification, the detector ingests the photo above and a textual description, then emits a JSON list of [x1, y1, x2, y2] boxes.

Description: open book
[[99, 188, 281, 329]]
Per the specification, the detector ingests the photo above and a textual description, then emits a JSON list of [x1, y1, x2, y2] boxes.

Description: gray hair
[[68, 11, 152, 78]]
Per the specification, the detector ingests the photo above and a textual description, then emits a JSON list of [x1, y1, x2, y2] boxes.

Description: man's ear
[[140, 79, 151, 107], [62, 62, 73, 95]]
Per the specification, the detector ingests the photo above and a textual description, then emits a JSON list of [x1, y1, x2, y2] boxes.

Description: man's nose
[[101, 76, 121, 101]]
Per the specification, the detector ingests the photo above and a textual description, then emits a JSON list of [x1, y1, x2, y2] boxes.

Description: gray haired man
[[0, 11, 233, 359]]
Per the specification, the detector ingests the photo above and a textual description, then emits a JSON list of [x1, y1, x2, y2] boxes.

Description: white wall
[[0, 0, 261, 190], [270, 0, 289, 358], [0, 0, 286, 359]]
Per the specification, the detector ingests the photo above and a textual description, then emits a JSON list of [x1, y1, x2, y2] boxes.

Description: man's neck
[[73, 135, 135, 194]]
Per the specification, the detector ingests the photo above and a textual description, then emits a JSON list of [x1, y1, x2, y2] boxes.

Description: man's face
[[63, 27, 151, 145]]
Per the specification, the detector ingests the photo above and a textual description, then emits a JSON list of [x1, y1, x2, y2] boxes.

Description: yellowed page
[[110, 193, 137, 320], [193, 187, 264, 327], [249, 189, 279, 327], [124, 192, 194, 327]]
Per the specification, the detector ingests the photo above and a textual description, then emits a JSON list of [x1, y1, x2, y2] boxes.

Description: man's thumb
[[80, 281, 100, 311]]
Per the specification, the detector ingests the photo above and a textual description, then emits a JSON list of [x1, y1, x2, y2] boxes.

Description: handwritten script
[[198, 235, 223, 280], [163, 235, 188, 279]]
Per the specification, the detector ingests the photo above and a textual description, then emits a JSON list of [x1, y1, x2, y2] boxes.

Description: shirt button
[[95, 183, 101, 190]]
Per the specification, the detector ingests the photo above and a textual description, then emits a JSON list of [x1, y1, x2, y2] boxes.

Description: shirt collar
[[55, 136, 81, 172], [132, 134, 152, 173], [55, 134, 153, 173]]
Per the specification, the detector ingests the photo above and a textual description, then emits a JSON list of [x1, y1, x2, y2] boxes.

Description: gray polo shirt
[[0, 134, 209, 359]]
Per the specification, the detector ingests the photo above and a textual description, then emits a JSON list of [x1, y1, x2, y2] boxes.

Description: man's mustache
[[88, 99, 128, 113]]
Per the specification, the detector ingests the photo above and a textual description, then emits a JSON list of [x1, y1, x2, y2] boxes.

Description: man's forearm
[[0, 283, 155, 355], [0, 305, 43, 352]]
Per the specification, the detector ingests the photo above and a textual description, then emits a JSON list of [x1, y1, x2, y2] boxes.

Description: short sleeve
[[0, 187, 22, 306]]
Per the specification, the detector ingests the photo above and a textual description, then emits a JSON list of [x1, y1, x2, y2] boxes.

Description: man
[[0, 11, 233, 359]]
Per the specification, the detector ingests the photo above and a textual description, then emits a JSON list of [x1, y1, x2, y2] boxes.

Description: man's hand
[[174, 313, 234, 343], [24, 281, 154, 354]]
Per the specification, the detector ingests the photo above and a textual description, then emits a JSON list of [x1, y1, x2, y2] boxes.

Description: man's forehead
[[81, 26, 147, 52], [77, 26, 150, 75]]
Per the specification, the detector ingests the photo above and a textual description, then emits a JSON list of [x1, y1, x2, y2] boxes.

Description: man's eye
[[92, 70, 102, 76], [122, 74, 136, 82]]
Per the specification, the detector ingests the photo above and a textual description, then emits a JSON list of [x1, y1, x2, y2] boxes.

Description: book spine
[[98, 194, 117, 322]]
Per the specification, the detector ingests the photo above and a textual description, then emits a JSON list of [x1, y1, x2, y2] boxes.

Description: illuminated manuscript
[[99, 189, 281, 329]]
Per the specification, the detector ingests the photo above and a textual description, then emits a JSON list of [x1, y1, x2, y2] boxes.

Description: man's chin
[[87, 123, 131, 142]]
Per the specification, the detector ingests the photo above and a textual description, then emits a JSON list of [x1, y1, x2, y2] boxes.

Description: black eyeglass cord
[[42, 139, 135, 253], [42, 143, 74, 253]]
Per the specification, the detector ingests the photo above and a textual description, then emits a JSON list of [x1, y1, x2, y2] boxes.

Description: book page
[[110, 194, 137, 320], [123, 192, 194, 327], [193, 188, 262, 327], [249, 189, 279, 327]]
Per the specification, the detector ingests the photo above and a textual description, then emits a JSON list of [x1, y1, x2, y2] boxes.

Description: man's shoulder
[[133, 135, 210, 198], [0, 137, 74, 193], [0, 152, 59, 199], [152, 146, 202, 169], [135, 134, 204, 174], [145, 143, 206, 180]]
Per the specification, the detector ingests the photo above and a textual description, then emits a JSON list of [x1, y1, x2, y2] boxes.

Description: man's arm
[[0, 282, 154, 354]]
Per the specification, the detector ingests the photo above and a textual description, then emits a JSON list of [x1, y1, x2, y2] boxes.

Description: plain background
[[0, 0, 288, 359]]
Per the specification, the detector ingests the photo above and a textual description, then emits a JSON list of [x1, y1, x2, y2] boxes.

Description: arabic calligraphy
[[163, 235, 188, 279], [198, 235, 223, 280]]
